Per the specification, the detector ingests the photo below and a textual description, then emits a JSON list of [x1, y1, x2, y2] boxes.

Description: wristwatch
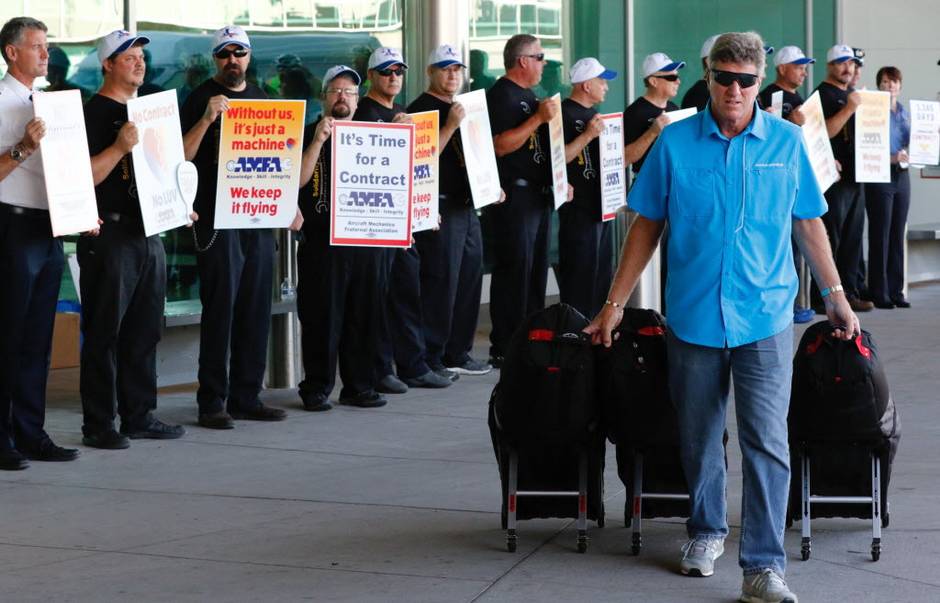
[[10, 143, 27, 163]]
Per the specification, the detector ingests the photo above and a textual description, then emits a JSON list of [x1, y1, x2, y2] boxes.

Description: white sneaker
[[679, 536, 724, 577], [740, 569, 798, 603]]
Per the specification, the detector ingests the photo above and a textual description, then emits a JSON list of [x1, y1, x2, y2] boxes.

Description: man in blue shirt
[[587, 32, 858, 603]]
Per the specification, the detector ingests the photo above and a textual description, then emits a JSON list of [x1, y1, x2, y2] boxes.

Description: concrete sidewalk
[[2, 285, 939, 602]]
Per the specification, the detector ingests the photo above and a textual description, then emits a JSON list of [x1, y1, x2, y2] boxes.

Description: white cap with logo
[[774, 46, 816, 67], [700, 34, 721, 59], [642, 53, 686, 78], [321, 65, 362, 92], [827, 44, 855, 63], [368, 47, 408, 70], [569, 57, 617, 84], [97, 30, 150, 64], [212, 26, 251, 54], [428, 44, 466, 68]]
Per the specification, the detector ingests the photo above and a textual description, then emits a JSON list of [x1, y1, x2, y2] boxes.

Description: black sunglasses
[[710, 69, 759, 88], [214, 48, 249, 60], [518, 53, 546, 62], [652, 74, 680, 82], [376, 66, 406, 77]]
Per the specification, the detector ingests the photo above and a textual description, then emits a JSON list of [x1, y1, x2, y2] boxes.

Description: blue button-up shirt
[[889, 101, 911, 155], [628, 104, 827, 348]]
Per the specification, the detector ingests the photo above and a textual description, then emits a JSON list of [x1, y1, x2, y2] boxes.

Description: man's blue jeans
[[667, 326, 792, 576]]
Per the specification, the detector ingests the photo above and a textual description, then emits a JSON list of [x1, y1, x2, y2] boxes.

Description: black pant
[[77, 223, 165, 434], [821, 181, 865, 296], [487, 184, 552, 357], [374, 247, 429, 379], [195, 226, 274, 414], [414, 204, 483, 369], [557, 202, 613, 319], [865, 169, 911, 303], [297, 235, 383, 399], [0, 208, 62, 452]]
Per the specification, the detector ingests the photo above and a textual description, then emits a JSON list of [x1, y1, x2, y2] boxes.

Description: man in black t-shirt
[[80, 30, 185, 449], [180, 26, 290, 429], [624, 52, 684, 174], [294, 65, 390, 411], [813, 44, 873, 312], [409, 45, 493, 378], [485, 34, 558, 366], [558, 57, 616, 319], [681, 35, 718, 112], [758, 45, 813, 124]]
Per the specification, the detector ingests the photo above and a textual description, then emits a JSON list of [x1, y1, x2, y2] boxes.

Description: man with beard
[[813, 44, 874, 313], [354, 47, 452, 394], [759, 46, 814, 125], [294, 65, 388, 411], [181, 26, 288, 429], [79, 30, 187, 449], [0, 17, 79, 469]]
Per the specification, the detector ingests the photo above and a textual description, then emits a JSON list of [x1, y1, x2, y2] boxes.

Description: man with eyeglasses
[[180, 25, 288, 430], [0, 16, 79, 469], [759, 46, 814, 125], [78, 30, 187, 450], [812, 44, 874, 314], [293, 65, 390, 411], [352, 47, 453, 394], [485, 34, 558, 368], [587, 32, 858, 603], [407, 45, 493, 379], [624, 53, 685, 174]]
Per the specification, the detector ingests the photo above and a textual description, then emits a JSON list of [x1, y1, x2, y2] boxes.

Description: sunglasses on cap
[[652, 74, 680, 82], [710, 69, 759, 89], [214, 48, 249, 59], [376, 66, 406, 77]]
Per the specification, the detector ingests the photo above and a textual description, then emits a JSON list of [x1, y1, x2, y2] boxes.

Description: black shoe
[[446, 358, 493, 375], [376, 374, 408, 394], [488, 355, 505, 369], [0, 449, 29, 470], [301, 393, 333, 412], [338, 391, 388, 408], [121, 419, 185, 440], [848, 295, 874, 312], [402, 370, 453, 388], [82, 429, 130, 450], [873, 300, 895, 309], [891, 296, 911, 308], [198, 411, 235, 429], [229, 403, 287, 421], [433, 368, 459, 382], [21, 440, 79, 462]]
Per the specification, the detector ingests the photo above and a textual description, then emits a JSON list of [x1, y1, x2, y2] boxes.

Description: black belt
[[1, 203, 48, 218]]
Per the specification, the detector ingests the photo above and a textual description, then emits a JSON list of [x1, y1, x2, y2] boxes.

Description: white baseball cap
[[97, 30, 150, 64], [321, 65, 361, 92], [642, 53, 686, 78], [700, 35, 720, 58], [212, 26, 251, 54], [569, 57, 617, 84], [428, 44, 466, 68], [827, 44, 855, 64], [774, 45, 815, 67], [368, 47, 408, 71]]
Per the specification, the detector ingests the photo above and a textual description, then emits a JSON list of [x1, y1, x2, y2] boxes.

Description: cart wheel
[[631, 533, 642, 556], [800, 537, 811, 561], [871, 539, 881, 562], [801, 548, 810, 561], [577, 535, 588, 554], [507, 529, 517, 553]]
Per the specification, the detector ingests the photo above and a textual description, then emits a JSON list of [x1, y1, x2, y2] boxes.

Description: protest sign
[[546, 93, 569, 209], [664, 107, 696, 124], [855, 90, 890, 183], [330, 120, 414, 247], [800, 91, 840, 193], [909, 100, 940, 166], [214, 99, 305, 228], [599, 112, 626, 221], [454, 89, 501, 209], [409, 110, 439, 232], [32, 89, 99, 236], [771, 90, 783, 116], [126, 89, 191, 235]]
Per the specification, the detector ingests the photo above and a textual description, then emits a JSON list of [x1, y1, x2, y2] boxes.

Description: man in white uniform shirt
[[0, 17, 80, 470]]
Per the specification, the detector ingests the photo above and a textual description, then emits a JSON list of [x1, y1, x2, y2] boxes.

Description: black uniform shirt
[[352, 95, 404, 122], [681, 79, 710, 111], [560, 98, 600, 217], [84, 94, 144, 232], [623, 96, 679, 174], [758, 83, 804, 119], [486, 77, 551, 187], [297, 118, 332, 238], [407, 92, 471, 208], [815, 80, 856, 181], [179, 77, 267, 224]]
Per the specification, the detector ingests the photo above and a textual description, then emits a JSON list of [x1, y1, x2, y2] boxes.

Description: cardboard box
[[51, 312, 80, 369]]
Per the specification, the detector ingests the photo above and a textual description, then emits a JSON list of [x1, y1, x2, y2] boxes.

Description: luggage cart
[[627, 450, 689, 555], [797, 446, 887, 561], [505, 448, 598, 553]]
